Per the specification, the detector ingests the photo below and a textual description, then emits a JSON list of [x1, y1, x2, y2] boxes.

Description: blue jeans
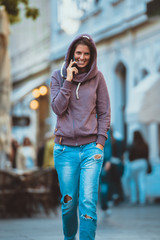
[[128, 159, 147, 204], [54, 142, 104, 240]]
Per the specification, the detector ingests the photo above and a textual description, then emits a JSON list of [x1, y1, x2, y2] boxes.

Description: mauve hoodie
[[50, 34, 111, 146]]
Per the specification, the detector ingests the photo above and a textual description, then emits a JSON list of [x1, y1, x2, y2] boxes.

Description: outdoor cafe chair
[[0, 170, 22, 218], [24, 168, 55, 215]]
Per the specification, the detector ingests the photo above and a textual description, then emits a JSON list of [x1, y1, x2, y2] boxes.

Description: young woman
[[128, 131, 149, 205], [50, 34, 111, 240]]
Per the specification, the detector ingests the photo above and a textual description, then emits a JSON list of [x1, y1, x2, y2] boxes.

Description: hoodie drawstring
[[76, 83, 81, 100], [61, 61, 66, 78]]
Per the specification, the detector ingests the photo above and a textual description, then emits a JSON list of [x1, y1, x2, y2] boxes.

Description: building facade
[[9, 0, 52, 145]]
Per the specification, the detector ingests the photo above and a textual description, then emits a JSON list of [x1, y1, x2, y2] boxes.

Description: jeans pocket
[[95, 146, 103, 152], [54, 144, 65, 157], [87, 142, 104, 153]]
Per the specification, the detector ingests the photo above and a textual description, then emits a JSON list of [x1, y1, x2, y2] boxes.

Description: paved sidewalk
[[0, 204, 160, 240]]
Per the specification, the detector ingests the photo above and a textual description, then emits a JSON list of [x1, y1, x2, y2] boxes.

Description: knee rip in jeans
[[94, 154, 102, 160], [64, 195, 72, 203]]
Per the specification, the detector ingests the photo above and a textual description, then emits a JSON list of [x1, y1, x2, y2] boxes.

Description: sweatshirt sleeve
[[96, 72, 111, 146], [50, 71, 72, 116]]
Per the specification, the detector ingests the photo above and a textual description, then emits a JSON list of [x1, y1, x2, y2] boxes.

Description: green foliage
[[0, 0, 39, 24], [25, 7, 39, 20]]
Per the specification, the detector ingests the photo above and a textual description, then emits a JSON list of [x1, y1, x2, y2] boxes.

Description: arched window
[[114, 61, 127, 145]]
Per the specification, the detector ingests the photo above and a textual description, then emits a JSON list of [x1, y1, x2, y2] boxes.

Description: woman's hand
[[96, 143, 104, 151], [66, 59, 78, 82]]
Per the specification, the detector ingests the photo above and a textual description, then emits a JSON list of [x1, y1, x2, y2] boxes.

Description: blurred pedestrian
[[37, 141, 45, 168], [99, 130, 112, 216], [43, 132, 55, 169], [99, 129, 124, 217], [110, 130, 125, 203], [50, 34, 111, 240], [10, 138, 19, 168], [16, 137, 36, 170], [112, 130, 125, 160], [128, 130, 149, 205], [37, 133, 55, 168]]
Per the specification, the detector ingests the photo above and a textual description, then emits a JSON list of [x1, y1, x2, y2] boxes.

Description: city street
[[1, 1, 160, 240], [0, 203, 160, 240]]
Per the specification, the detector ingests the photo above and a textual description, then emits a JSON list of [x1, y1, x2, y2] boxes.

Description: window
[[58, 0, 83, 34], [57, 0, 100, 34]]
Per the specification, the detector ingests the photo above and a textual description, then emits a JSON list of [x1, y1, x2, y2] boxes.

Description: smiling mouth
[[77, 61, 86, 64]]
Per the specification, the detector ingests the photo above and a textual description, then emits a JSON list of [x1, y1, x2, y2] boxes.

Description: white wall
[[9, 0, 51, 82]]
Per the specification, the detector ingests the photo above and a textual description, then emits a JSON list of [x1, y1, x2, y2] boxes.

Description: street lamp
[[32, 88, 40, 98], [30, 85, 48, 110], [39, 85, 48, 96], [30, 99, 39, 110]]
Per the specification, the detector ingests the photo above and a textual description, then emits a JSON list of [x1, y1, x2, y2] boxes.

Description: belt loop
[[59, 137, 62, 144]]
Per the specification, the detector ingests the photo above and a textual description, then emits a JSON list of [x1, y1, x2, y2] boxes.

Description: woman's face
[[74, 44, 90, 69]]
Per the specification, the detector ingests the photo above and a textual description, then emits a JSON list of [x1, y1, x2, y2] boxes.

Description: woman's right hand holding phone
[[66, 59, 78, 82]]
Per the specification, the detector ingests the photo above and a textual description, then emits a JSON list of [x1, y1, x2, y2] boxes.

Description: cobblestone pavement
[[0, 204, 160, 240]]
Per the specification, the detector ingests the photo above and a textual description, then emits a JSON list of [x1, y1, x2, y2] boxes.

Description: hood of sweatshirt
[[61, 34, 98, 83]]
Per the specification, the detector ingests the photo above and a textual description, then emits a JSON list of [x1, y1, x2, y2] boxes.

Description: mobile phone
[[72, 57, 77, 67]]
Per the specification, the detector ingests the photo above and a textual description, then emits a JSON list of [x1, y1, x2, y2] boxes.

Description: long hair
[[129, 130, 149, 160], [133, 131, 146, 145]]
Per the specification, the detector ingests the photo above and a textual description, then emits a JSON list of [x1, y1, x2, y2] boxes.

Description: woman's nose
[[80, 54, 84, 59]]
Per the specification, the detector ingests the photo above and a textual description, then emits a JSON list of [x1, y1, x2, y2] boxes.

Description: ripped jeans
[[54, 142, 104, 240]]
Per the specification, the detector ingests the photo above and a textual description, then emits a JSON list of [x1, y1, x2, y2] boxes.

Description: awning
[[11, 73, 49, 105], [125, 73, 160, 124]]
